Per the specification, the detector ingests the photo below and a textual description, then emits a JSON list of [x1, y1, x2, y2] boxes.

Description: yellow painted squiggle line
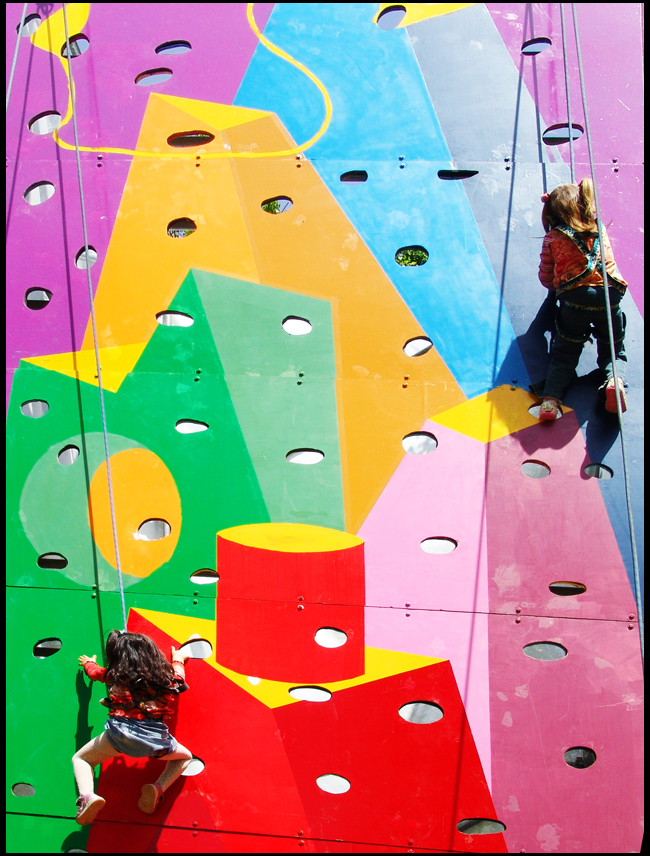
[[52, 3, 332, 159]]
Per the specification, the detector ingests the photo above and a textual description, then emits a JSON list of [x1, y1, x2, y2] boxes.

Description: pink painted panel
[[486, 410, 638, 621], [365, 605, 491, 790], [360, 420, 489, 614], [488, 611, 643, 854]]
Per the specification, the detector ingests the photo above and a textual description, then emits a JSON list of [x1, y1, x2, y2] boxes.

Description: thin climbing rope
[[63, 5, 128, 633], [6, 4, 28, 113], [571, 4, 643, 662], [559, 4, 575, 183]]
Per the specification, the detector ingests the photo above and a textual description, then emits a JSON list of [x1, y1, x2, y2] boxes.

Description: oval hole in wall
[[37, 553, 68, 570], [176, 420, 209, 434], [521, 459, 551, 478], [528, 403, 562, 420], [403, 336, 433, 357], [315, 628, 347, 649], [135, 68, 173, 86], [340, 170, 368, 182], [286, 449, 324, 465], [12, 782, 36, 796], [289, 686, 332, 702], [156, 310, 194, 326], [542, 123, 584, 145], [376, 5, 407, 30], [457, 818, 506, 835], [437, 169, 479, 180], [316, 774, 350, 794], [399, 701, 444, 723], [282, 316, 312, 335], [523, 642, 567, 661], [167, 130, 215, 148], [521, 36, 552, 55], [136, 519, 171, 541], [58, 445, 80, 466], [17, 14, 41, 36], [33, 638, 62, 658], [75, 246, 98, 269], [28, 111, 62, 135], [179, 638, 212, 659], [564, 747, 596, 769], [61, 34, 90, 58], [24, 288, 53, 310], [395, 246, 429, 266], [549, 581, 587, 596], [583, 463, 613, 479], [24, 181, 56, 206], [190, 569, 219, 585], [182, 756, 205, 776], [21, 400, 49, 418], [261, 196, 293, 213], [167, 218, 196, 238], [402, 432, 437, 455], [421, 537, 457, 554], [156, 40, 192, 55]]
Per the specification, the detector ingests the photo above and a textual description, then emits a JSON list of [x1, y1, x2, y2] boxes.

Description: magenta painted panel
[[360, 420, 489, 614], [486, 410, 638, 621], [488, 612, 643, 854], [486, 3, 644, 314]]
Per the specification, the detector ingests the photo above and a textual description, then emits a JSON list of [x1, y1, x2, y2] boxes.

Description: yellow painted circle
[[218, 522, 362, 553], [88, 449, 181, 577]]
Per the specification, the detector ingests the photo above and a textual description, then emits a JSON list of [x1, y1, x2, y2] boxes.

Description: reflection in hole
[[167, 130, 215, 148], [583, 463, 613, 479], [75, 246, 98, 269], [37, 553, 68, 570], [12, 783, 36, 796], [24, 181, 56, 206], [135, 68, 173, 86], [61, 34, 90, 57], [395, 246, 429, 266], [457, 818, 506, 835], [190, 569, 219, 585], [421, 537, 457, 554], [33, 638, 62, 658], [402, 432, 437, 455], [521, 36, 552, 55], [399, 701, 443, 723], [282, 316, 312, 335], [182, 756, 205, 776], [58, 445, 80, 466], [24, 288, 53, 310], [261, 196, 293, 213], [403, 337, 433, 357], [376, 5, 407, 30], [316, 774, 350, 794], [564, 747, 596, 769], [28, 111, 62, 135], [521, 460, 551, 478], [315, 628, 347, 648], [21, 400, 49, 418], [167, 218, 196, 238], [549, 581, 587, 596], [176, 420, 209, 434], [136, 519, 171, 541], [156, 40, 192, 55], [179, 638, 212, 659], [156, 311, 194, 326], [340, 170, 368, 182], [437, 169, 479, 180], [286, 449, 324, 465], [289, 686, 332, 702], [542, 123, 584, 145], [523, 642, 567, 661], [17, 14, 41, 36]]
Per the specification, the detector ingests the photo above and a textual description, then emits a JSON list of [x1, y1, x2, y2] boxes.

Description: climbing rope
[[571, 4, 643, 662], [6, 4, 28, 113], [559, 4, 575, 183], [62, 4, 128, 633]]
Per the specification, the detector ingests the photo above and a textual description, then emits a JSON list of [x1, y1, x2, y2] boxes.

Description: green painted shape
[[6, 812, 90, 854], [6, 587, 212, 820], [20, 432, 144, 590], [193, 270, 345, 530]]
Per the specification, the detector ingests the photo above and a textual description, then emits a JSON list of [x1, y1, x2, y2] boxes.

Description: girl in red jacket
[[73, 630, 192, 825], [535, 179, 628, 420]]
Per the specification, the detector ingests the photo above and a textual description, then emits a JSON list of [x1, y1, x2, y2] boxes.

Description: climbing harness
[[553, 224, 627, 296], [6, 4, 28, 113], [572, 4, 643, 661], [62, 6, 127, 632]]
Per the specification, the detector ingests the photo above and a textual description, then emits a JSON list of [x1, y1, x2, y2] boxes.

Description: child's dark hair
[[542, 178, 597, 233], [104, 630, 174, 692]]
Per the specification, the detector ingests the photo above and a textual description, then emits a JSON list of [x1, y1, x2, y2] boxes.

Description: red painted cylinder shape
[[216, 523, 365, 683]]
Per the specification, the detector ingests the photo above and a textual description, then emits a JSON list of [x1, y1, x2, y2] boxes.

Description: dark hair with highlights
[[542, 179, 597, 233], [104, 631, 174, 693]]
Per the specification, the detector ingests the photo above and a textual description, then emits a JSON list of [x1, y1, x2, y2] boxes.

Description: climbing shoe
[[138, 782, 164, 814], [75, 794, 106, 825], [605, 378, 627, 413], [538, 398, 561, 421]]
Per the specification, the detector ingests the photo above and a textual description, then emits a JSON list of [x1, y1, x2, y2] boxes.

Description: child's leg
[[154, 742, 193, 792], [542, 304, 592, 402], [594, 304, 627, 384], [72, 733, 121, 797]]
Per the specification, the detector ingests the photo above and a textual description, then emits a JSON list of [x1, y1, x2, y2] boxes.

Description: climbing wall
[[6, 3, 643, 854]]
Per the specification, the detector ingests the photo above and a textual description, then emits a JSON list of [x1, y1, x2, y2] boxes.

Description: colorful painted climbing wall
[[6, 3, 643, 854]]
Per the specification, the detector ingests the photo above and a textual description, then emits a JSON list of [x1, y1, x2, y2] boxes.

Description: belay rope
[[63, 5, 128, 633]]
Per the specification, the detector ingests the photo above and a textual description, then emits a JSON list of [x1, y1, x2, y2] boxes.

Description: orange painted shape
[[88, 448, 181, 577]]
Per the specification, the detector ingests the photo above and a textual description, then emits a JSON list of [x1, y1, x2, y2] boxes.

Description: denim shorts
[[104, 717, 178, 758]]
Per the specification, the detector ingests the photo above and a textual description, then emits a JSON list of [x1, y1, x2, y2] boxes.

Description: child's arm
[[78, 654, 107, 681], [170, 646, 189, 693], [538, 234, 555, 290]]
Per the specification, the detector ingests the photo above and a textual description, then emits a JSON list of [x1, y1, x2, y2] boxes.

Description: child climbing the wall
[[534, 178, 628, 420], [73, 630, 192, 825]]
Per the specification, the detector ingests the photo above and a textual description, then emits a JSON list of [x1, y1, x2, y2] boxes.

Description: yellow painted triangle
[[23, 343, 147, 393], [31, 3, 91, 52], [154, 95, 270, 131], [132, 607, 446, 710], [429, 384, 573, 443], [375, 3, 476, 28]]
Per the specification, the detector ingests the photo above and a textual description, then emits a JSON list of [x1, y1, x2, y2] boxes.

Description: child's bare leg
[[72, 733, 121, 796], [155, 742, 192, 791]]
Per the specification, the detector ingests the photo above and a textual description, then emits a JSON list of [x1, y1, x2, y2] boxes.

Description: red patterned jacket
[[83, 659, 188, 722], [538, 226, 627, 292]]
